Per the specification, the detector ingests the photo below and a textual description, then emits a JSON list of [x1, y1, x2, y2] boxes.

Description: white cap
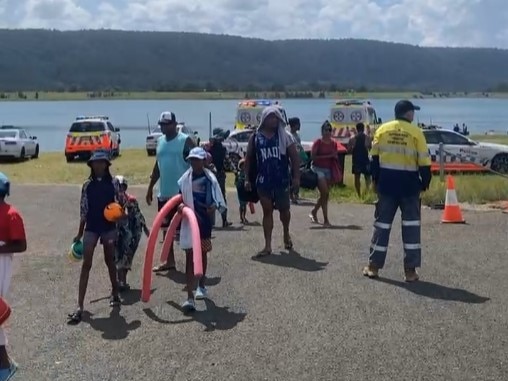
[[186, 147, 207, 160], [158, 111, 177, 124]]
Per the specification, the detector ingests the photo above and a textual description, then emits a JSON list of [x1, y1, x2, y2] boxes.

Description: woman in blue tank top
[[244, 106, 301, 257]]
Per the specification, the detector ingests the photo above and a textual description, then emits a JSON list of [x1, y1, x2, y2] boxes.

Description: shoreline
[[1, 91, 507, 102]]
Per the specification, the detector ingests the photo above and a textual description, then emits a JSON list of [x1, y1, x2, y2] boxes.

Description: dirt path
[[5, 185, 507, 381]]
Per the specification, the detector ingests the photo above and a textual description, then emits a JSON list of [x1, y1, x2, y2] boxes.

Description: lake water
[[0, 98, 507, 152]]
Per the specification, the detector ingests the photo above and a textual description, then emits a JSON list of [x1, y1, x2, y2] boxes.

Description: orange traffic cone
[[441, 175, 465, 224]]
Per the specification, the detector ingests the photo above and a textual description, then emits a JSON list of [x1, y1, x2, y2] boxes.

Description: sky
[[0, 0, 507, 49]]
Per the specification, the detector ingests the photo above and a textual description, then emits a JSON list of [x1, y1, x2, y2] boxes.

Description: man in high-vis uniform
[[363, 100, 431, 282]]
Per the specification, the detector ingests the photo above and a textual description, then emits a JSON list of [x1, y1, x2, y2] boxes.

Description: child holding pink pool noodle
[[177, 147, 227, 312]]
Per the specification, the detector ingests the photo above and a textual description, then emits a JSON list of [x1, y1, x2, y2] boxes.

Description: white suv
[[145, 123, 200, 156]]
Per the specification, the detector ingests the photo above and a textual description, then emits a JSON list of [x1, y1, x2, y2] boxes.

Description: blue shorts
[[311, 166, 331, 180]]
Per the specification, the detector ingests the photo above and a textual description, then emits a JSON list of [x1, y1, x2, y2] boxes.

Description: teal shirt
[[156, 132, 189, 199]]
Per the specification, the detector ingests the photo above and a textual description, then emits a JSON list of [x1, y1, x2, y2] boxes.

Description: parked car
[[423, 127, 508, 173], [0, 128, 39, 160], [145, 123, 200, 156], [64, 115, 121, 162]]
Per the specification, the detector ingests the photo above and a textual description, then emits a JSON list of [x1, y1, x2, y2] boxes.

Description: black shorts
[[158, 197, 180, 230], [352, 163, 370, 176], [258, 187, 291, 212]]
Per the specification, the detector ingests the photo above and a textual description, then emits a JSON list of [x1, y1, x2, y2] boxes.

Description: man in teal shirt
[[146, 111, 195, 272]]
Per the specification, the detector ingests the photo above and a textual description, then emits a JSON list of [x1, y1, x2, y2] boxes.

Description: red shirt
[[0, 202, 26, 243], [312, 138, 338, 168]]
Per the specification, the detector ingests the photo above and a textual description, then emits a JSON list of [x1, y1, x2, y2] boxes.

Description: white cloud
[[2, 0, 507, 48], [20, 0, 91, 29]]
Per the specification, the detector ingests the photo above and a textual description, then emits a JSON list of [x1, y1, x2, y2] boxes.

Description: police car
[[145, 123, 200, 156], [422, 127, 508, 173]]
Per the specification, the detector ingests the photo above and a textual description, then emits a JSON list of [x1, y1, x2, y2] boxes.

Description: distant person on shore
[[0, 172, 26, 379], [244, 106, 300, 256], [363, 100, 431, 282], [348, 122, 372, 197], [146, 111, 195, 273]]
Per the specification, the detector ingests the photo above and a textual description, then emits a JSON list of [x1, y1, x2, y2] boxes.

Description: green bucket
[[68, 241, 83, 261]]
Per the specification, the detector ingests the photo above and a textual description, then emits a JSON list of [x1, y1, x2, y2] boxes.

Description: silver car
[[145, 123, 200, 156]]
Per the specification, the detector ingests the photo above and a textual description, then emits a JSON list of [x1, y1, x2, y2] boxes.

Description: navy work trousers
[[369, 194, 422, 269]]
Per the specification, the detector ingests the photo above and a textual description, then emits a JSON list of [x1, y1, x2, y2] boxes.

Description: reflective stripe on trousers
[[369, 194, 422, 269]]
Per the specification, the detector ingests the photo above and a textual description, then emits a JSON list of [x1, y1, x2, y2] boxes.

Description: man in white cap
[[0, 172, 26, 380], [146, 111, 196, 272]]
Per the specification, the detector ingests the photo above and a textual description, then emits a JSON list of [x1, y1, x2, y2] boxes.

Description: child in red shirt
[[0, 172, 27, 380]]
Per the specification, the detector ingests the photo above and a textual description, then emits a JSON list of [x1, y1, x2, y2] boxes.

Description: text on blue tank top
[[256, 133, 289, 189], [156, 133, 189, 198]]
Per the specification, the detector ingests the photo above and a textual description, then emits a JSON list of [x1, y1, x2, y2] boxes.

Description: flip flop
[[309, 213, 319, 224], [152, 264, 176, 273]]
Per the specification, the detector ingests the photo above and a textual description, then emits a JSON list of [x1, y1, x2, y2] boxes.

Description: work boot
[[404, 268, 419, 282], [362, 264, 379, 279]]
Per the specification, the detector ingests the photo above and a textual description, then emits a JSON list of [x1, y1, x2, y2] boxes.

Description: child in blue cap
[[0, 172, 27, 380]]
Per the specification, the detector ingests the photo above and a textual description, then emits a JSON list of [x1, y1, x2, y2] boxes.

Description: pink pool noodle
[[142, 195, 204, 303], [142, 194, 182, 303]]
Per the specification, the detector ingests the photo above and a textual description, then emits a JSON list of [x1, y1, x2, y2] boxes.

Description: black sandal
[[67, 309, 83, 324], [109, 295, 121, 307], [284, 237, 294, 250]]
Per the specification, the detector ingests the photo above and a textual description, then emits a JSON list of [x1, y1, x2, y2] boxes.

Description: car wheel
[[490, 153, 508, 174], [18, 147, 26, 161], [147, 149, 156, 156], [66, 154, 73, 163], [33, 145, 39, 159]]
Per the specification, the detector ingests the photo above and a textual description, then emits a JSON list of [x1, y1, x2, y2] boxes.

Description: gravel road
[[5, 184, 507, 381]]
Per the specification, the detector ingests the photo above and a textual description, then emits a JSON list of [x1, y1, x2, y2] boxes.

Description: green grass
[[2, 91, 508, 102], [3, 149, 508, 205]]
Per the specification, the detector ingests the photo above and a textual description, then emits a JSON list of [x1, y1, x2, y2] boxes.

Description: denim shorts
[[311, 166, 331, 180]]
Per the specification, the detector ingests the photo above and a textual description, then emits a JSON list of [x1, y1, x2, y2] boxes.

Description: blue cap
[[0, 172, 10, 196], [87, 150, 111, 167]]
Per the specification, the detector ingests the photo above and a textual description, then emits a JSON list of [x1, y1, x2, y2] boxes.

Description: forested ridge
[[0, 29, 507, 92]]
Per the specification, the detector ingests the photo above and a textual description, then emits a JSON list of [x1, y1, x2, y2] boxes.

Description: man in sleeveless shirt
[[348, 122, 372, 197], [244, 106, 300, 256], [146, 111, 195, 272]]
